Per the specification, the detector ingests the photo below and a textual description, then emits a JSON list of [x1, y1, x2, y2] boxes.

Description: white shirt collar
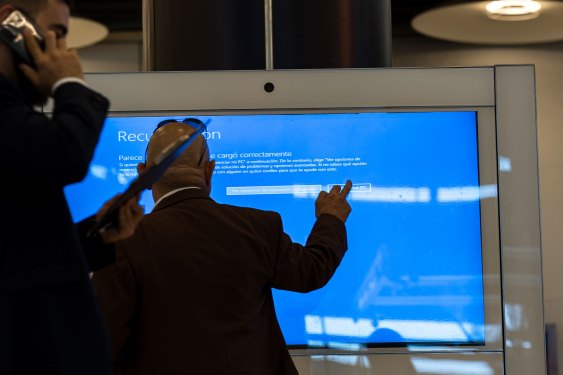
[[153, 187, 201, 209]]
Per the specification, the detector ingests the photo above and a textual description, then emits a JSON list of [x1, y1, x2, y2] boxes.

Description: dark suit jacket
[[92, 188, 348, 375], [0, 74, 115, 374]]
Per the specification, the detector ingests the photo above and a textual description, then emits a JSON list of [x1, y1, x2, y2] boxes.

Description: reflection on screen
[[66, 112, 485, 348]]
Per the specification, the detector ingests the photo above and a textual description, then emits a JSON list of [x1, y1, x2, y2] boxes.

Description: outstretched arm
[[272, 181, 353, 292]]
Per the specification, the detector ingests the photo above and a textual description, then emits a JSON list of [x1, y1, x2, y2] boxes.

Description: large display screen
[[66, 111, 485, 348]]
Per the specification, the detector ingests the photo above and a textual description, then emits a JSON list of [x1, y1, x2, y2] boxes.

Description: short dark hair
[[0, 0, 71, 16]]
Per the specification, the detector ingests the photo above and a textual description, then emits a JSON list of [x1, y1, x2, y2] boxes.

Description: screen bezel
[[45, 67, 543, 374]]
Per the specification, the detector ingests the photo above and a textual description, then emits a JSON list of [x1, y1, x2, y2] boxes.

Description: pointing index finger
[[341, 180, 353, 197]]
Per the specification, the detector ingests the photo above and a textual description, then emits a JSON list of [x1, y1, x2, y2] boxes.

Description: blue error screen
[[66, 112, 485, 348]]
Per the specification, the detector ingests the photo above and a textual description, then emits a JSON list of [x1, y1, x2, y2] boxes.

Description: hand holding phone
[[0, 10, 44, 66], [19, 28, 85, 95], [0, 9, 84, 96]]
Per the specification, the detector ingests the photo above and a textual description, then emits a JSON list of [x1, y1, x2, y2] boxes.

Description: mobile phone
[[0, 9, 44, 66]]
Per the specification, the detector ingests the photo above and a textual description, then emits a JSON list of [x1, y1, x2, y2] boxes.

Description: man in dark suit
[[0, 1, 143, 374], [92, 122, 353, 374]]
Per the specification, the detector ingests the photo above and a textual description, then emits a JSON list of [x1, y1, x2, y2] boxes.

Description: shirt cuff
[[52, 77, 88, 94]]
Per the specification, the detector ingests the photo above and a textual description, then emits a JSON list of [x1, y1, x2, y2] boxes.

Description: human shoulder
[[117, 207, 174, 247], [52, 81, 109, 112], [218, 202, 282, 224]]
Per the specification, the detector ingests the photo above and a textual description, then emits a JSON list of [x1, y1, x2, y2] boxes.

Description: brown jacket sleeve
[[272, 213, 348, 293]]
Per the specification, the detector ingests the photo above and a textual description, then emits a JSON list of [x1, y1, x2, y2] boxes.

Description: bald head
[[143, 122, 214, 195]]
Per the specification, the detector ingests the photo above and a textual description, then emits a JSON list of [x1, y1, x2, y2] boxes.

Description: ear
[[137, 162, 151, 190], [137, 162, 147, 174], [204, 159, 215, 192]]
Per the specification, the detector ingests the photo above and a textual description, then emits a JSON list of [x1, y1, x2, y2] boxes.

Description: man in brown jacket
[[92, 121, 352, 375]]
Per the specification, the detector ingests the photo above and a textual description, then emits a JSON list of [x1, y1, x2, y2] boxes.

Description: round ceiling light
[[66, 17, 109, 49], [412, 1, 563, 45], [486, 0, 542, 21]]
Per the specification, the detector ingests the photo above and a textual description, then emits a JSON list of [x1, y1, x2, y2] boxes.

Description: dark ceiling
[[71, 0, 451, 37]]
